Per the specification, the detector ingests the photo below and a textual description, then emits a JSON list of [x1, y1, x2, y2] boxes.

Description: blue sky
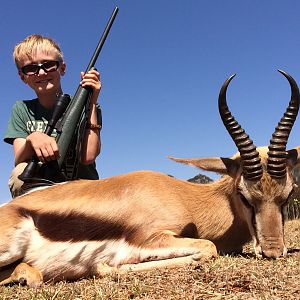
[[1, 0, 300, 202]]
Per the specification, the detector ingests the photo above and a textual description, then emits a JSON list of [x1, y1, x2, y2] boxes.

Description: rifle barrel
[[56, 7, 119, 168], [86, 6, 119, 72]]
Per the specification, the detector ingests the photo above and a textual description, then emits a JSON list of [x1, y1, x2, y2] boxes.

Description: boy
[[4, 34, 102, 197]]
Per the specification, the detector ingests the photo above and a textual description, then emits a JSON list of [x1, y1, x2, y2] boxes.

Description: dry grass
[[1, 220, 299, 300]]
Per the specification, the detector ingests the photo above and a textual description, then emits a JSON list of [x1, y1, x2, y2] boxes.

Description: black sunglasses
[[20, 60, 60, 75]]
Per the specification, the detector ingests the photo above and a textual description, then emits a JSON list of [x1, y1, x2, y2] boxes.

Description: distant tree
[[288, 166, 300, 219], [188, 174, 213, 184]]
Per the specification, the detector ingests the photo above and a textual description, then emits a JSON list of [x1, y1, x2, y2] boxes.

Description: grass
[[0, 220, 299, 300]]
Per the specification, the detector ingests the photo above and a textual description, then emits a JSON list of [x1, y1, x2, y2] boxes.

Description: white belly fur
[[23, 225, 140, 281]]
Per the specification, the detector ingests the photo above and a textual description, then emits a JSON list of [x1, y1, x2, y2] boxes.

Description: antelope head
[[218, 70, 300, 258]]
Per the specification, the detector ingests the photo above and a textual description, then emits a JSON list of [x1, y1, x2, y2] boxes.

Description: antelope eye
[[239, 193, 253, 208], [283, 189, 296, 205]]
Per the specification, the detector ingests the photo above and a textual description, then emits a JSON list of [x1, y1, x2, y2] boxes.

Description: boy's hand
[[26, 132, 59, 163], [80, 69, 101, 103]]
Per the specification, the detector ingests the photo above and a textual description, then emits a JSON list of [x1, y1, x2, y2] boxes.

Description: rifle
[[19, 6, 119, 183]]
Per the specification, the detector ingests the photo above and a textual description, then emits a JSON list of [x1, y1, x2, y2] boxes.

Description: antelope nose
[[262, 251, 279, 259], [261, 236, 286, 259], [261, 247, 284, 259]]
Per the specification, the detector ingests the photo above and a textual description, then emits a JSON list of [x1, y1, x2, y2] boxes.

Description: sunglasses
[[20, 60, 60, 75]]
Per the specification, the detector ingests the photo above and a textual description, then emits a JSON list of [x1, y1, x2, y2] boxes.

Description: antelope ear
[[287, 146, 300, 166], [168, 156, 241, 177]]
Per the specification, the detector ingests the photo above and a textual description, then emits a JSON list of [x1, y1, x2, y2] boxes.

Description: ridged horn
[[218, 74, 263, 180], [267, 70, 300, 178]]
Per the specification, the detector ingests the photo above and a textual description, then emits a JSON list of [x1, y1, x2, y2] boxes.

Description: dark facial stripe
[[18, 208, 138, 242]]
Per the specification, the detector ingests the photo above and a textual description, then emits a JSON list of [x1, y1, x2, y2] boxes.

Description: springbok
[[1, 70, 300, 287]]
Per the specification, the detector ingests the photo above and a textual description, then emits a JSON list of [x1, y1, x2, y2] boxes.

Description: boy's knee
[[8, 163, 28, 198]]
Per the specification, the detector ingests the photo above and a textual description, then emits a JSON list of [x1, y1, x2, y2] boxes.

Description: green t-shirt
[[4, 98, 101, 180]]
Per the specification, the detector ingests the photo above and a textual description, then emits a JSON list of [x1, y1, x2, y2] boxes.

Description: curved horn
[[218, 74, 263, 180], [267, 70, 300, 178]]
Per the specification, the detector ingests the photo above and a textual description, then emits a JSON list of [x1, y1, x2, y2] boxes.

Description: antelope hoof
[[0, 263, 43, 288], [192, 240, 218, 261]]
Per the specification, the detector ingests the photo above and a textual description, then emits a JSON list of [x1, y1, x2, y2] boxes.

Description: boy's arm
[[79, 69, 102, 165], [13, 132, 59, 165], [5, 101, 58, 165], [13, 138, 34, 165]]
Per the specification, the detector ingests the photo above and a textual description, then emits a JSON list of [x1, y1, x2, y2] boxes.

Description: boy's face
[[18, 47, 66, 97]]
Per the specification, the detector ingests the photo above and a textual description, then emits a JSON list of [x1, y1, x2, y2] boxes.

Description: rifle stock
[[18, 93, 71, 183]]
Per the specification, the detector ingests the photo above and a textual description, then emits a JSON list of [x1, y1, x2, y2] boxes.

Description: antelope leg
[[0, 262, 43, 288]]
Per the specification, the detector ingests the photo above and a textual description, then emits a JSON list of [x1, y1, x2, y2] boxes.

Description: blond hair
[[13, 34, 64, 68]]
